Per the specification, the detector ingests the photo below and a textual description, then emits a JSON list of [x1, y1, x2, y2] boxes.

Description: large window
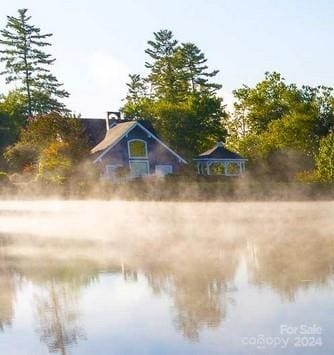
[[129, 160, 149, 177], [128, 140, 147, 158]]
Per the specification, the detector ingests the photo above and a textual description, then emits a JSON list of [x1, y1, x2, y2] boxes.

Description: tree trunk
[[22, 27, 32, 116]]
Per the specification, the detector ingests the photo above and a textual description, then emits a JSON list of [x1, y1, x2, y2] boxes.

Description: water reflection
[[0, 238, 16, 332], [247, 234, 334, 301], [141, 238, 241, 340], [0, 201, 334, 354], [35, 281, 85, 355]]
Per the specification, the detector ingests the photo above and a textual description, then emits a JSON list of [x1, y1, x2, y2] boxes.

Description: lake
[[0, 201, 333, 354]]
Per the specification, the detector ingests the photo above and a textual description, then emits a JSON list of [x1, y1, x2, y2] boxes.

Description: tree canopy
[[122, 29, 227, 157], [228, 72, 334, 180], [0, 8, 69, 116]]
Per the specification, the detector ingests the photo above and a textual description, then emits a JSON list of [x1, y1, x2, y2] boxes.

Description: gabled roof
[[81, 118, 158, 149], [91, 121, 136, 154], [92, 121, 187, 164], [194, 142, 246, 160]]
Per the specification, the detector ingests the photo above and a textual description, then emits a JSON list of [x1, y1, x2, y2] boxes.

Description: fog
[[1, 200, 334, 354]]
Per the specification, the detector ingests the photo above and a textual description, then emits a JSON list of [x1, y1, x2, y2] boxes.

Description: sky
[[1, 0, 333, 117]]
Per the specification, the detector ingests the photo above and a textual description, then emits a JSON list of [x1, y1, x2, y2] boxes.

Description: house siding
[[99, 125, 184, 174]]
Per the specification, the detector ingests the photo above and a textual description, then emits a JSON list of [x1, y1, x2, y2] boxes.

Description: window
[[155, 165, 173, 176], [105, 164, 121, 178], [128, 140, 147, 158], [129, 160, 149, 177]]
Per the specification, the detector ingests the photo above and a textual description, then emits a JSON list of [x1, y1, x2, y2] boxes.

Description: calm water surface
[[0, 201, 333, 354]]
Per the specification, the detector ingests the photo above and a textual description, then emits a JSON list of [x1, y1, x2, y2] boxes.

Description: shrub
[[4, 142, 38, 171], [315, 133, 334, 182], [0, 171, 10, 185], [38, 141, 72, 184]]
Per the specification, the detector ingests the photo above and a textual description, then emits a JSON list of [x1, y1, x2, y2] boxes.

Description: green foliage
[[232, 72, 334, 136], [228, 71, 334, 180], [20, 112, 89, 159], [4, 112, 89, 174], [38, 141, 72, 184], [151, 95, 226, 157], [0, 8, 69, 115], [122, 29, 227, 157], [315, 133, 334, 182], [0, 171, 10, 185], [233, 72, 299, 134], [4, 142, 38, 171], [0, 91, 26, 145]]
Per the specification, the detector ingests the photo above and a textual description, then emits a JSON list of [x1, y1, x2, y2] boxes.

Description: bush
[[38, 141, 72, 184], [0, 171, 10, 185], [315, 133, 334, 182], [4, 142, 38, 171]]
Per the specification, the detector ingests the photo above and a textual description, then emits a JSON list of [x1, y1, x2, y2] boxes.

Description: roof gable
[[92, 121, 187, 164]]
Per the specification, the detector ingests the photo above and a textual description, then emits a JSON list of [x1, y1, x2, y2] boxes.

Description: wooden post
[[206, 161, 210, 175]]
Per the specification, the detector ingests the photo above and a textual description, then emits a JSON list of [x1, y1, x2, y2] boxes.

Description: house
[[194, 142, 247, 176], [83, 114, 187, 179]]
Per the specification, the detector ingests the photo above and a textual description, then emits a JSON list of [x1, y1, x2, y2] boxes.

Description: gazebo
[[194, 142, 247, 176]]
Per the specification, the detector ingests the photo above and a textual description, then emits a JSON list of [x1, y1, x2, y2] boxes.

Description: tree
[[232, 72, 302, 134], [38, 141, 73, 184], [228, 72, 334, 180], [0, 8, 69, 116], [315, 133, 334, 182], [4, 113, 89, 174], [3, 142, 38, 172], [150, 96, 226, 156], [0, 90, 27, 169], [122, 30, 228, 157], [178, 42, 221, 95], [145, 29, 185, 102]]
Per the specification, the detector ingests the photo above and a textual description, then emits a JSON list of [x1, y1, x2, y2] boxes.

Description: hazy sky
[[1, 0, 333, 117]]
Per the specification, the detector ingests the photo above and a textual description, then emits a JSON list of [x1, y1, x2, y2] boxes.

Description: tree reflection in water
[[1, 200, 334, 351], [247, 233, 334, 302], [35, 280, 85, 355], [122, 235, 241, 340], [0, 236, 16, 332]]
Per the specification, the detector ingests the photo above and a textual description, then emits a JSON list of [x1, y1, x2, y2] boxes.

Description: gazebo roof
[[194, 142, 246, 160]]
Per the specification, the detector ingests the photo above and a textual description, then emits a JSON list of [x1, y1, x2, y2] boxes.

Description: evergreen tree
[[125, 74, 148, 103], [122, 30, 228, 156], [145, 30, 186, 102], [178, 43, 221, 95], [0, 8, 69, 116]]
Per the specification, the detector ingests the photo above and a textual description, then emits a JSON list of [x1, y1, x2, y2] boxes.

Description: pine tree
[[0, 8, 69, 116], [125, 74, 148, 103], [178, 43, 222, 94], [122, 30, 228, 156], [145, 30, 186, 102]]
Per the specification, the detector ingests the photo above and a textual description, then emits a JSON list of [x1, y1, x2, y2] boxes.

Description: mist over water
[[0, 200, 334, 354]]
